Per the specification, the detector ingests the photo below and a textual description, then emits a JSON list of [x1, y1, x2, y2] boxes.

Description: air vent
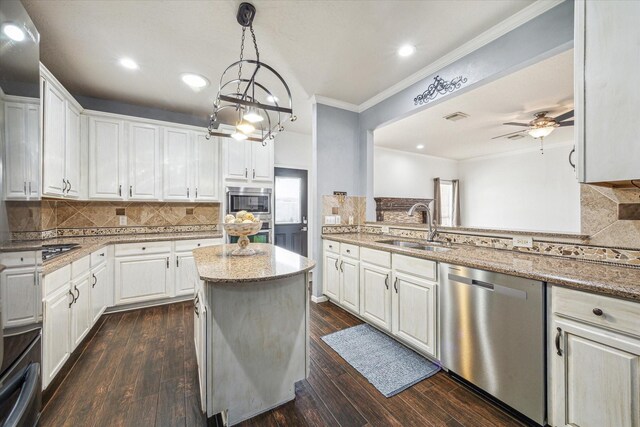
[[507, 134, 525, 140], [443, 112, 469, 121]]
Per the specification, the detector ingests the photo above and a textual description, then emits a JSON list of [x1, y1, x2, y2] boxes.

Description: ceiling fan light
[[243, 110, 264, 123], [231, 131, 248, 141], [236, 120, 255, 134], [528, 126, 555, 139]]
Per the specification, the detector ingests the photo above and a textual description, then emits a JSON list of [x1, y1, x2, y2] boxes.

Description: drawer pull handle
[[592, 308, 604, 316], [555, 327, 562, 356]]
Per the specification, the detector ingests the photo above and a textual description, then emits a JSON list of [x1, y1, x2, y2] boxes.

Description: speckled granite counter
[[323, 233, 640, 302], [193, 243, 315, 283]]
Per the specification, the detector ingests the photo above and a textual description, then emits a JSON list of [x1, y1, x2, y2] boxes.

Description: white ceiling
[[22, 0, 536, 135], [374, 49, 574, 160]]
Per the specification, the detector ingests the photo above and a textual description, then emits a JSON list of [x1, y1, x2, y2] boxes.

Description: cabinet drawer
[[44, 264, 71, 296], [90, 247, 108, 267], [340, 243, 359, 259], [392, 254, 436, 281], [360, 247, 391, 268], [553, 286, 640, 338], [114, 241, 172, 257], [71, 255, 90, 278], [323, 239, 339, 254], [0, 251, 36, 268], [175, 238, 222, 252]]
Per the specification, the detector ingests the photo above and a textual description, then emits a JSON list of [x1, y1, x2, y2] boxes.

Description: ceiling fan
[[492, 110, 574, 141]]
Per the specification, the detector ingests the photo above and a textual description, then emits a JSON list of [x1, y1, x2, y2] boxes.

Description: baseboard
[[311, 295, 328, 303], [105, 295, 192, 314]]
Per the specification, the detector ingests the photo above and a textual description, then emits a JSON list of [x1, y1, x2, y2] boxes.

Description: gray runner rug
[[321, 323, 440, 397]]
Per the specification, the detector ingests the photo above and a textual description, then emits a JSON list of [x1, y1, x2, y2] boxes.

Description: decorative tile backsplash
[[374, 197, 429, 224], [321, 195, 366, 225], [582, 184, 640, 249]]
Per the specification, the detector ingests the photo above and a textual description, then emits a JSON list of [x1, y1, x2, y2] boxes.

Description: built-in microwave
[[226, 187, 272, 216]]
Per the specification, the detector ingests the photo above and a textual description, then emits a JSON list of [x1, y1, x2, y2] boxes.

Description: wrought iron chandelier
[[208, 2, 295, 145]]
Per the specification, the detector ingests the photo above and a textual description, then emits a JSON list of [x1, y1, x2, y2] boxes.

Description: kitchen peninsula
[[192, 243, 315, 425]]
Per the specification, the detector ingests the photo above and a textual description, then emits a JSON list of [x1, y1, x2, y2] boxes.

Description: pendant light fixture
[[208, 2, 296, 145]]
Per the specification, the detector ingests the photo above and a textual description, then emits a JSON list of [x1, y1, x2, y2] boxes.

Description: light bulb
[[528, 126, 555, 139], [243, 110, 264, 123], [2, 24, 25, 42], [231, 131, 248, 141], [236, 120, 255, 134]]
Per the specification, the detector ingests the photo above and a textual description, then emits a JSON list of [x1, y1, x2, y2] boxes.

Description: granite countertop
[[323, 233, 640, 302], [193, 243, 315, 284], [13, 232, 224, 275]]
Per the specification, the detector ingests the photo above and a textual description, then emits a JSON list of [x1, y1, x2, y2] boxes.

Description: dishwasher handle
[[448, 273, 494, 290]]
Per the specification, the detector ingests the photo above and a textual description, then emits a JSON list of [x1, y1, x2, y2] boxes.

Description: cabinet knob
[[592, 308, 604, 316], [142, 247, 146, 250]]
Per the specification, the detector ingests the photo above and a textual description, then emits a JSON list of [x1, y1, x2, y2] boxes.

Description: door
[[251, 141, 274, 182], [163, 127, 191, 200], [224, 140, 250, 181], [43, 286, 72, 388], [90, 264, 108, 324], [4, 102, 28, 199], [89, 116, 126, 199], [0, 268, 38, 328], [274, 168, 308, 256], [129, 122, 161, 200], [323, 252, 340, 301], [359, 263, 392, 332], [340, 258, 359, 314], [175, 253, 197, 296], [552, 318, 640, 427], [64, 101, 81, 198], [115, 254, 171, 305], [42, 81, 66, 197], [193, 133, 219, 201], [392, 272, 437, 357], [70, 274, 91, 348]]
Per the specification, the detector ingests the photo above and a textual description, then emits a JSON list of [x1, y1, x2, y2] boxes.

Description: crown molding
[[356, 0, 565, 113], [310, 95, 360, 113]]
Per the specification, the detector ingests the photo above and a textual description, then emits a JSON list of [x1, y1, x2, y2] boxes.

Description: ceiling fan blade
[[558, 121, 574, 127], [553, 109, 574, 122], [491, 130, 527, 140], [502, 122, 530, 127]]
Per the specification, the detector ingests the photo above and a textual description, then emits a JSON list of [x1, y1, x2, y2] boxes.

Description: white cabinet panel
[[340, 258, 359, 314], [4, 102, 29, 199], [392, 272, 437, 357], [43, 286, 72, 388], [89, 116, 126, 199], [251, 141, 274, 183], [90, 263, 108, 324], [193, 133, 219, 201], [129, 122, 161, 200], [323, 252, 340, 301], [163, 128, 191, 200], [224, 140, 250, 181], [175, 253, 198, 296], [64, 101, 81, 198], [70, 273, 91, 348], [359, 263, 391, 331], [115, 254, 172, 305], [26, 103, 40, 198], [42, 81, 67, 197], [0, 267, 38, 328]]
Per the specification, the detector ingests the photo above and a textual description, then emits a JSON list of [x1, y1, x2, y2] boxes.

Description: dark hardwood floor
[[41, 300, 525, 427]]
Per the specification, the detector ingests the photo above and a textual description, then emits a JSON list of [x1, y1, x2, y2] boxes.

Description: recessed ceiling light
[[398, 45, 416, 57], [119, 57, 139, 70], [181, 73, 209, 89], [416, 144, 424, 149], [2, 23, 25, 42], [266, 95, 279, 103]]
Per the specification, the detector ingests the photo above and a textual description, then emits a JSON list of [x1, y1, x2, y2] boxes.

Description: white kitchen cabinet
[[43, 285, 72, 389], [323, 251, 340, 301], [70, 272, 91, 348], [359, 262, 392, 331], [88, 115, 126, 199], [90, 263, 108, 324], [339, 257, 359, 314], [3, 99, 39, 200], [575, 0, 640, 183], [193, 133, 220, 201], [128, 122, 161, 200], [251, 141, 274, 182], [223, 139, 273, 184], [64, 101, 81, 198], [175, 252, 198, 296], [0, 267, 39, 328], [115, 253, 172, 305], [194, 290, 208, 412], [392, 271, 437, 357], [163, 127, 192, 200]]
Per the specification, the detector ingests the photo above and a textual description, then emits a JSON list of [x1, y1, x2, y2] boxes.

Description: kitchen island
[[192, 243, 315, 425]]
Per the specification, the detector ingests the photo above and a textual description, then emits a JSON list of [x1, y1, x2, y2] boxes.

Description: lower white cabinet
[[90, 263, 109, 324], [70, 272, 91, 348], [115, 253, 172, 305], [0, 266, 40, 328], [43, 264, 73, 389], [194, 290, 208, 412], [176, 253, 197, 296], [339, 257, 359, 314], [392, 271, 437, 358], [359, 262, 392, 332], [323, 251, 340, 301]]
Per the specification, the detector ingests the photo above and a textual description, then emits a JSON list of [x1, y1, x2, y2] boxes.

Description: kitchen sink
[[377, 239, 452, 252]]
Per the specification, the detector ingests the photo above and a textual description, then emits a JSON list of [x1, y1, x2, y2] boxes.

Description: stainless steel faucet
[[407, 202, 437, 241]]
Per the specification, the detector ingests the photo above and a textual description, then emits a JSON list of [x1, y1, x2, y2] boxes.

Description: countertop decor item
[[207, 2, 295, 145], [223, 220, 263, 255]]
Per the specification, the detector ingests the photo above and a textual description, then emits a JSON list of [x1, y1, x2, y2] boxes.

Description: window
[[439, 180, 454, 227], [275, 176, 302, 224]]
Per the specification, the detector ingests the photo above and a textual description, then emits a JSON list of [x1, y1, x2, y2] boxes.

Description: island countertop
[[193, 243, 316, 283]]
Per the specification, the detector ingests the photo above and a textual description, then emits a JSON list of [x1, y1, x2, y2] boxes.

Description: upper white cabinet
[[223, 139, 273, 184], [129, 122, 161, 200], [193, 132, 220, 201], [88, 115, 126, 200], [575, 0, 640, 183], [3, 98, 40, 200], [41, 65, 84, 198], [163, 127, 191, 200]]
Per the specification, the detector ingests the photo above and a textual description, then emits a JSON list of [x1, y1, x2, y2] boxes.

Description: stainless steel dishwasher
[[439, 263, 546, 426]]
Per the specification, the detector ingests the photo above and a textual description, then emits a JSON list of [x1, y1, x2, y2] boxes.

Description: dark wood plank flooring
[[41, 300, 526, 427]]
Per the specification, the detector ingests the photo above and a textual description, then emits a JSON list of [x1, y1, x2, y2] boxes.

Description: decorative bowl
[[223, 221, 263, 256]]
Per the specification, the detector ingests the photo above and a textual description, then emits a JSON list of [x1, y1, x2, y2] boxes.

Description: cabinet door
[[90, 264, 108, 324], [323, 252, 340, 301], [26, 103, 40, 197], [43, 286, 72, 388], [193, 133, 219, 201], [251, 140, 274, 183], [224, 140, 250, 181], [71, 274, 91, 348], [4, 102, 28, 199], [340, 258, 360, 314], [42, 81, 67, 197], [392, 272, 437, 357], [64, 101, 81, 198], [175, 253, 197, 296], [129, 122, 161, 200], [115, 254, 171, 305], [359, 263, 391, 331], [552, 318, 640, 427], [0, 268, 38, 328], [89, 116, 126, 199], [163, 128, 191, 200], [197, 292, 208, 412]]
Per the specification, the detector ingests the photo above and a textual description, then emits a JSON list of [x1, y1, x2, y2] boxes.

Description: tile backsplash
[[321, 195, 366, 225]]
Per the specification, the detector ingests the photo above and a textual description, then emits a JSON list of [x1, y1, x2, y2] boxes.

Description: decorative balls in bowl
[[223, 211, 263, 255]]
